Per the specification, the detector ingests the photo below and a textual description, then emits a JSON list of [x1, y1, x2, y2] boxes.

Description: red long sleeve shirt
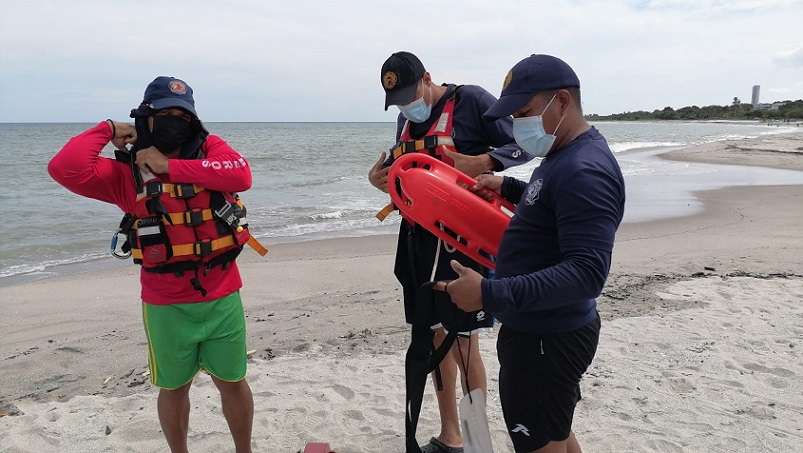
[[48, 121, 252, 305]]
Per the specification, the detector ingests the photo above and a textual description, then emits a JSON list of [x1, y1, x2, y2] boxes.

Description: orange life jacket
[[116, 168, 267, 279], [376, 95, 458, 221]]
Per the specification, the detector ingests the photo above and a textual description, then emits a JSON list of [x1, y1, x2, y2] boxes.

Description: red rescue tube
[[388, 153, 515, 270]]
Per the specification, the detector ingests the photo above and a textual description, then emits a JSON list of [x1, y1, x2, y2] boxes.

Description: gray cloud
[[774, 46, 803, 67], [1, 0, 802, 122]]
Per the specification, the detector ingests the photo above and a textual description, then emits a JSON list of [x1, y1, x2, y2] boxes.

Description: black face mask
[[151, 115, 195, 153]]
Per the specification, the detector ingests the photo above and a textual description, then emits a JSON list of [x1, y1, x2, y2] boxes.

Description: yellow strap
[[246, 236, 269, 256], [392, 136, 455, 160], [136, 183, 205, 201], [162, 183, 204, 198], [376, 202, 396, 221], [171, 236, 236, 257], [166, 209, 215, 225], [131, 235, 236, 260]]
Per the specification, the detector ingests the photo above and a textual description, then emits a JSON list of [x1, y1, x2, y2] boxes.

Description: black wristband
[[106, 119, 116, 139]]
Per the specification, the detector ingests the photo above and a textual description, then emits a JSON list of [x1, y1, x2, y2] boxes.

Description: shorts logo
[[168, 80, 187, 95], [525, 179, 543, 205], [383, 71, 398, 90], [512, 424, 530, 437], [476, 311, 486, 322]]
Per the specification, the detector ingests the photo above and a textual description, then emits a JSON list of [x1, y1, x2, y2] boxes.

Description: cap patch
[[383, 71, 398, 90], [503, 69, 513, 91], [168, 80, 187, 95]]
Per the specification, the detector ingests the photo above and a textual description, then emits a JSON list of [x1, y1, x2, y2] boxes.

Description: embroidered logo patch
[[525, 179, 543, 205], [168, 80, 187, 95], [383, 71, 398, 90]]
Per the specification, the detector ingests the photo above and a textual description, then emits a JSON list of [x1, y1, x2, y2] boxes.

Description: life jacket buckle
[[110, 231, 131, 259], [145, 181, 163, 198], [184, 209, 205, 227], [214, 202, 241, 229], [194, 240, 213, 257], [423, 135, 439, 150], [175, 183, 197, 199], [403, 140, 417, 153]]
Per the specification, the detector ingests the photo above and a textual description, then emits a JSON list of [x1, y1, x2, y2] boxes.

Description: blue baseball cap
[[141, 76, 198, 117], [484, 54, 580, 120]]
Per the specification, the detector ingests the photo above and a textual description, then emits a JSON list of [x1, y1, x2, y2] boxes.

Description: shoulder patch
[[525, 179, 543, 205]]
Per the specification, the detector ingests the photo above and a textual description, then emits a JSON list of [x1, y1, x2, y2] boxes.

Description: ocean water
[[0, 120, 800, 281]]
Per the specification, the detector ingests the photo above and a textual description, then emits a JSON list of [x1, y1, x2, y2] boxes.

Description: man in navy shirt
[[437, 55, 625, 453], [368, 51, 531, 453]]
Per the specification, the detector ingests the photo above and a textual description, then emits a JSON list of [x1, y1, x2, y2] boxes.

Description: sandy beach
[[2, 132, 803, 452]]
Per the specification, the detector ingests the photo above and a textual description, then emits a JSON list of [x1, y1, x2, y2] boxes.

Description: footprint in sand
[[345, 409, 365, 421], [371, 407, 396, 417], [742, 362, 796, 378], [647, 438, 685, 453], [766, 376, 788, 389], [667, 378, 695, 394], [330, 383, 355, 400]]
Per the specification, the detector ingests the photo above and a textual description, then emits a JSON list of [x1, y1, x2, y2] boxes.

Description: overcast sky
[[1, 0, 802, 122]]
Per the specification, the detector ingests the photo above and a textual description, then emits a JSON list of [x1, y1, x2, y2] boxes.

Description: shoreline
[[4, 130, 803, 287]]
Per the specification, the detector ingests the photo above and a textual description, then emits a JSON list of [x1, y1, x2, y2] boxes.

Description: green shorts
[[142, 291, 247, 389]]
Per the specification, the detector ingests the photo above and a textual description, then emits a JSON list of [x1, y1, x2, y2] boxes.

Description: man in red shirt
[[49, 76, 256, 453]]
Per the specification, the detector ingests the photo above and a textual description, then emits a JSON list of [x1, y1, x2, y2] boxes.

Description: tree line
[[587, 98, 803, 121]]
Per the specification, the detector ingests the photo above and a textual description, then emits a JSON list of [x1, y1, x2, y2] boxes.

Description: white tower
[[751, 85, 760, 109]]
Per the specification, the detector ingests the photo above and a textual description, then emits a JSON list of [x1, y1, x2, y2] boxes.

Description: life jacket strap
[[165, 208, 215, 227], [131, 235, 236, 260], [137, 182, 205, 201], [391, 136, 455, 160], [245, 236, 269, 256]]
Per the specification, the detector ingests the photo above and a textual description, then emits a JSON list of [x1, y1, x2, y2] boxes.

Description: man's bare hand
[[471, 174, 504, 201], [369, 152, 390, 193], [135, 147, 169, 174], [444, 150, 494, 178], [107, 121, 137, 150]]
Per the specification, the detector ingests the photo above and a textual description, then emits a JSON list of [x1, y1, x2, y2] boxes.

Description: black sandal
[[420, 437, 464, 453]]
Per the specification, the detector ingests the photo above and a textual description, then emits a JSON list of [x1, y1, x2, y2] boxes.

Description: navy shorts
[[497, 314, 601, 452]]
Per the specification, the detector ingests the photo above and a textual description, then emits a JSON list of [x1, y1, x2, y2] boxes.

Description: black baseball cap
[[141, 76, 198, 117], [484, 54, 580, 120], [381, 51, 426, 110]]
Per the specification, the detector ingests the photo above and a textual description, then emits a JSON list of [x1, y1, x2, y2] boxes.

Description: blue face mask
[[399, 84, 432, 123], [512, 93, 565, 158]]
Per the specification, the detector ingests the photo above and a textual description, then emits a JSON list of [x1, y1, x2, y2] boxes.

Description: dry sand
[[1, 132, 803, 452]]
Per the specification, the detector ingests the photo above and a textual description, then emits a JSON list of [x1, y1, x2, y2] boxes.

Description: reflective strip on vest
[[137, 225, 161, 237]]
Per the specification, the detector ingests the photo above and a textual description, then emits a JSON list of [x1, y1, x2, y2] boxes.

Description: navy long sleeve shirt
[[482, 127, 626, 334]]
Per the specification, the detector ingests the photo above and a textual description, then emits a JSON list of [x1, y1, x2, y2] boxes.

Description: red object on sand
[[388, 153, 515, 270], [303, 442, 333, 453]]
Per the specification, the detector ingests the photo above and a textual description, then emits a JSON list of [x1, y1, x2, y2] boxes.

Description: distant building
[[754, 101, 789, 112], [769, 101, 789, 111], [751, 85, 760, 109]]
